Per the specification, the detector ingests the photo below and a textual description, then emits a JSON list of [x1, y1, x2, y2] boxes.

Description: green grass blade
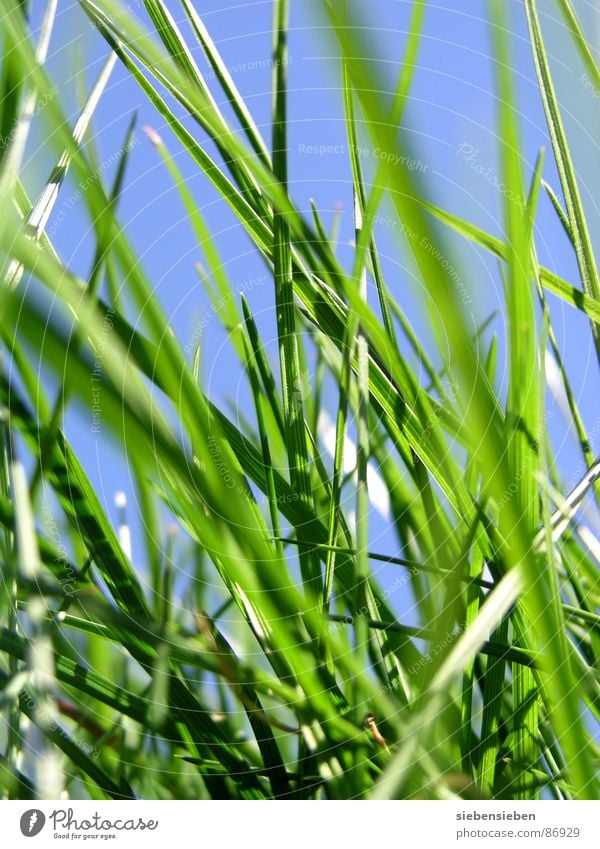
[[179, 0, 271, 167], [525, 0, 600, 364], [272, 0, 320, 598], [555, 0, 600, 94]]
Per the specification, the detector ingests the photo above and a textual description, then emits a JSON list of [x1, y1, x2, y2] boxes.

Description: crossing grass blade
[[0, 0, 58, 221]]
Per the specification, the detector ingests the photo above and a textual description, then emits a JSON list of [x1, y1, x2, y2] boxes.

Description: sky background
[[19, 0, 600, 622]]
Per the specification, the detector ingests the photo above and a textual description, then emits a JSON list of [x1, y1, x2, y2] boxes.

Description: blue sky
[[21, 0, 600, 615]]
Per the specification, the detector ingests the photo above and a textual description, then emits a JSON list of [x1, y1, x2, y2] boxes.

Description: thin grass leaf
[[555, 0, 600, 94], [271, 0, 320, 598], [0, 0, 58, 218], [179, 0, 271, 167], [525, 0, 600, 364], [4, 52, 117, 289]]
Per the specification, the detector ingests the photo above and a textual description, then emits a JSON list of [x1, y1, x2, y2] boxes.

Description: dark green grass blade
[[271, 0, 320, 598]]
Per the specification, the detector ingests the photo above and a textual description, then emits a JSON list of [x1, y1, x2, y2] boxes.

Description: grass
[[0, 0, 598, 800]]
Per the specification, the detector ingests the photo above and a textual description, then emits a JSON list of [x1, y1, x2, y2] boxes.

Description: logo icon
[[20, 810, 46, 837]]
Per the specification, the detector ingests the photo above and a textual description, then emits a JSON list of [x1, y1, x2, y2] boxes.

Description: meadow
[[0, 0, 598, 800]]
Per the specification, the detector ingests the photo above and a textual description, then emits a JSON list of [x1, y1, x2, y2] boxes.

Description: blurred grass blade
[[0, 0, 58, 216], [555, 0, 600, 94]]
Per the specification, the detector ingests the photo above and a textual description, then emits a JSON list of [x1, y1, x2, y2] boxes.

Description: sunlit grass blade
[[179, 0, 271, 167], [525, 0, 600, 364], [4, 52, 116, 289], [0, 0, 58, 220]]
